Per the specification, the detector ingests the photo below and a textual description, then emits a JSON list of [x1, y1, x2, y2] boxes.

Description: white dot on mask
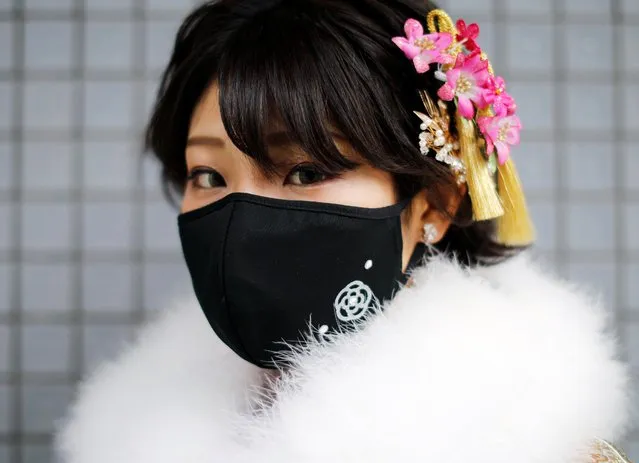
[[365, 260, 373, 270], [349, 296, 358, 305]]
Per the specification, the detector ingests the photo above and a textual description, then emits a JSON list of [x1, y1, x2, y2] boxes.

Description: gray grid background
[[0, 0, 637, 462]]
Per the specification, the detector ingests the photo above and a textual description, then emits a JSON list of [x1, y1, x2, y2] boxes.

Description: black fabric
[[178, 193, 421, 369]]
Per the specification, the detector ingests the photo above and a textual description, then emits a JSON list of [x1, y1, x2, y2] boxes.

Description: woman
[[56, 0, 632, 462]]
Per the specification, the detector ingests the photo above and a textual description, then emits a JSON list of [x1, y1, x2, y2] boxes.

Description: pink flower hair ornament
[[392, 9, 535, 247], [478, 114, 522, 165], [437, 50, 491, 119], [483, 75, 517, 117], [391, 11, 521, 166], [391, 19, 454, 73]]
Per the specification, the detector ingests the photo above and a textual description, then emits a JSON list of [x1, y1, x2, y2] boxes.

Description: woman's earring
[[423, 223, 438, 244]]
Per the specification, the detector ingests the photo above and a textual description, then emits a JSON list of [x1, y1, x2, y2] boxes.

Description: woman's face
[[182, 83, 451, 270]]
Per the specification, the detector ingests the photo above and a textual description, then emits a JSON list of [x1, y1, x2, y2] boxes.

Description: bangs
[[216, 2, 423, 176], [146, 0, 450, 197]]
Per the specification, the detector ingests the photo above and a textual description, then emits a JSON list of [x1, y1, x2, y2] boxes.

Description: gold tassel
[[496, 158, 536, 246], [455, 112, 504, 221]]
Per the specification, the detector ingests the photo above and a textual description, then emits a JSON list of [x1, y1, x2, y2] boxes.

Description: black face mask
[[178, 193, 425, 369]]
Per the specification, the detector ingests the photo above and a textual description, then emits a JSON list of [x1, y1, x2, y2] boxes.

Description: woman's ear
[[420, 183, 467, 244], [401, 184, 466, 270]]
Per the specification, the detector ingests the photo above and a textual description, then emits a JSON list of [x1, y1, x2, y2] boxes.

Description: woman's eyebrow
[[186, 136, 225, 148]]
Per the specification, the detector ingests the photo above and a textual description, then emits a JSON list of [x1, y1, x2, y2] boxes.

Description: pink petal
[[492, 100, 507, 117], [477, 116, 490, 133], [452, 53, 466, 69], [445, 68, 460, 87], [433, 33, 453, 49], [437, 83, 455, 101], [504, 93, 515, 108], [467, 53, 489, 76], [482, 91, 494, 104], [392, 37, 421, 59], [413, 53, 433, 73], [510, 115, 522, 128], [484, 137, 495, 155], [475, 90, 490, 110], [472, 67, 491, 87], [505, 127, 520, 146], [457, 96, 476, 118], [495, 141, 510, 165], [431, 51, 453, 65], [392, 36, 409, 47], [467, 85, 485, 105], [464, 51, 481, 68], [504, 118, 521, 145], [404, 19, 424, 41], [440, 53, 455, 65]]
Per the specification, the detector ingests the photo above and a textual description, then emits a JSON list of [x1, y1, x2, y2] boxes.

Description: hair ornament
[[414, 91, 466, 185], [392, 9, 535, 246]]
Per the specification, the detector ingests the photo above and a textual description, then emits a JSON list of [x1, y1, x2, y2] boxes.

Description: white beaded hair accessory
[[415, 90, 466, 185]]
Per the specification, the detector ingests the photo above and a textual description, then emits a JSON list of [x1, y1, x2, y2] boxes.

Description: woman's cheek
[[306, 169, 396, 208], [181, 185, 223, 213]]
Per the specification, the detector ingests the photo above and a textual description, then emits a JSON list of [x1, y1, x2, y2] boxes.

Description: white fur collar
[[56, 255, 631, 463]]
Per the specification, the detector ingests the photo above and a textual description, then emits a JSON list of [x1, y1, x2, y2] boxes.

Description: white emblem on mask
[[334, 280, 380, 322]]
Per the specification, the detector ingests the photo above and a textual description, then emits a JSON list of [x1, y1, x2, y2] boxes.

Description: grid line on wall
[[68, 0, 85, 400], [611, 0, 626, 354], [8, 0, 24, 461], [132, 0, 148, 327], [552, 0, 567, 275]]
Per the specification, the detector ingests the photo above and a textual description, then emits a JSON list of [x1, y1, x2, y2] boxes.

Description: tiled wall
[[0, 0, 636, 462]]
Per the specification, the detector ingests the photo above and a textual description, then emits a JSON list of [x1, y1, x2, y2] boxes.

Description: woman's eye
[[187, 168, 226, 189], [285, 164, 329, 186]]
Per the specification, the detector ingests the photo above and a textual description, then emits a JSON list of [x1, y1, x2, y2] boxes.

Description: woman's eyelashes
[[187, 167, 226, 189], [284, 163, 336, 186], [186, 163, 341, 190]]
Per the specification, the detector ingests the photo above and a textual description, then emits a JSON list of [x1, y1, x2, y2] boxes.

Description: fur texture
[[56, 255, 631, 463]]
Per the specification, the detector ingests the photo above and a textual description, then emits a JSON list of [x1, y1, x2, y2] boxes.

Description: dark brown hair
[[145, 0, 525, 265]]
